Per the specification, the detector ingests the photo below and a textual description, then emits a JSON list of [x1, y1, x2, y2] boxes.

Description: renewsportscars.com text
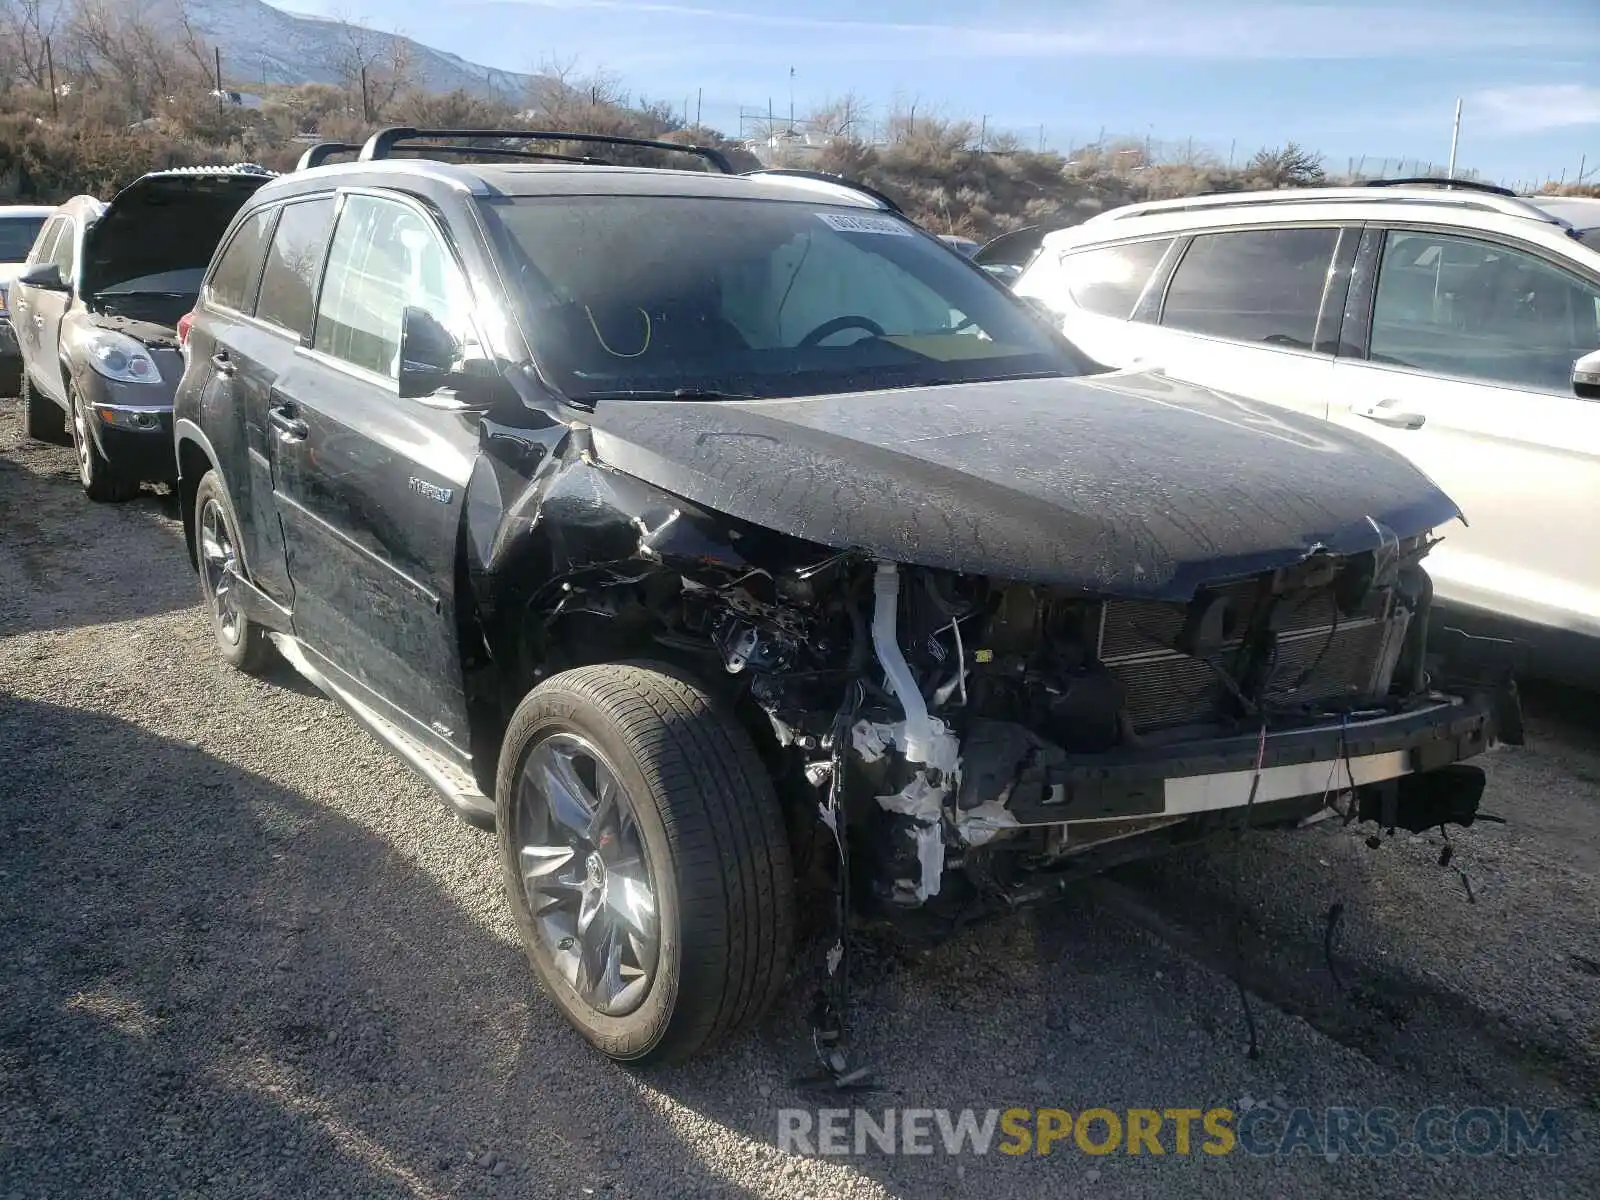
[[777, 1106, 1562, 1158]]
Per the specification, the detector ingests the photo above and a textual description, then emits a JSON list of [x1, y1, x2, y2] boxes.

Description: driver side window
[[722, 230, 962, 348], [315, 194, 477, 380]]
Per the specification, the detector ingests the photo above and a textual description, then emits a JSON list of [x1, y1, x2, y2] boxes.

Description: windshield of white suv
[[478, 195, 1079, 400], [0, 215, 48, 262]]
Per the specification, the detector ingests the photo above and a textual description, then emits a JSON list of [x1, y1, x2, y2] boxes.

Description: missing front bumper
[[989, 691, 1501, 828]]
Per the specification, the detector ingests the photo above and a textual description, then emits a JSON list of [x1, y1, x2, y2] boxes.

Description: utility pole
[[46, 37, 57, 118], [788, 66, 795, 133], [978, 114, 987, 153], [360, 65, 371, 123], [1038, 124, 1044, 153], [1446, 96, 1462, 180], [215, 47, 224, 121], [696, 87, 702, 128]]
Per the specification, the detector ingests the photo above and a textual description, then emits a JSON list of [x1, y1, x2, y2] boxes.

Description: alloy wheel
[[514, 732, 660, 1017], [71, 396, 91, 486], [198, 498, 242, 645]]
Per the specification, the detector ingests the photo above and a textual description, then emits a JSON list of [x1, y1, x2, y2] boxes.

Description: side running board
[[268, 633, 496, 831]]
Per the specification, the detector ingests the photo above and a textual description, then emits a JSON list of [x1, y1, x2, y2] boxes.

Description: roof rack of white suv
[[1086, 185, 1577, 234]]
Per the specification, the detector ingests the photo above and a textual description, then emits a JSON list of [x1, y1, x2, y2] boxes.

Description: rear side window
[[256, 197, 335, 338], [206, 209, 273, 313], [1161, 228, 1339, 350], [1057, 239, 1173, 319]]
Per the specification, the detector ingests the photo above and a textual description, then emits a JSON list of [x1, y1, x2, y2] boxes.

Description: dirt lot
[[2, 397, 1597, 1199]]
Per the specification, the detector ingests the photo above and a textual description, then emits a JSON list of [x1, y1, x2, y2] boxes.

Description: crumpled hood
[[584, 370, 1462, 601], [82, 167, 274, 299]]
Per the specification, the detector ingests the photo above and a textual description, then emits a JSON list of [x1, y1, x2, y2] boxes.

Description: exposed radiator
[[1097, 581, 1397, 731]]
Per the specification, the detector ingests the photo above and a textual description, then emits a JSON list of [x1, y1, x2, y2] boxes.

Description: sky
[[284, 0, 1600, 187]]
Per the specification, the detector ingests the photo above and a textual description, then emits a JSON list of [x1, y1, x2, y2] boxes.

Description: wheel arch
[[174, 419, 229, 574]]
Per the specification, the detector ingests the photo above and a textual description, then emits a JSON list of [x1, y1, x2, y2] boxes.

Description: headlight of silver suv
[[82, 328, 162, 384]]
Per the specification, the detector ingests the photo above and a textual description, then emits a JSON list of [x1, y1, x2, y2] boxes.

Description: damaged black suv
[[174, 128, 1515, 1065]]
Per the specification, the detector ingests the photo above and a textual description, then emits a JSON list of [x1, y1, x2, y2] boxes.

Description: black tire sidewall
[[497, 684, 685, 1061], [70, 389, 133, 502], [194, 470, 262, 670]]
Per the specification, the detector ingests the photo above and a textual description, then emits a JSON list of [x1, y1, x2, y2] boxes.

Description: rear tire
[[69, 388, 139, 503], [497, 663, 794, 1065], [21, 374, 69, 445], [194, 469, 273, 673]]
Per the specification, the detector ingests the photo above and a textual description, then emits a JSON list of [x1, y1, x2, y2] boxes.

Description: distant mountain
[[182, 0, 533, 99]]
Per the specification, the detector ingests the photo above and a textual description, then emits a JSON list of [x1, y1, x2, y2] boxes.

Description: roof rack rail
[[1364, 176, 1516, 197], [739, 167, 904, 214], [1092, 184, 1573, 232], [358, 127, 734, 173], [295, 142, 362, 171]]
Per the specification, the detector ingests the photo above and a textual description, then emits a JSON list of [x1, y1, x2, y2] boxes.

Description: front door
[[22, 218, 77, 401], [270, 191, 485, 755], [1329, 227, 1600, 638]]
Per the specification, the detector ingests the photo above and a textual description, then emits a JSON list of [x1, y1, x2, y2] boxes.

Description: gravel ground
[[1, 396, 1597, 1199]]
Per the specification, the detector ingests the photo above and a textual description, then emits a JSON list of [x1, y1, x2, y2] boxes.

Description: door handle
[[1352, 400, 1426, 430], [268, 406, 308, 441], [210, 352, 235, 377]]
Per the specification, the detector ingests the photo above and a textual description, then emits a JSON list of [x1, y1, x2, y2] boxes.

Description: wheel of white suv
[[496, 663, 794, 1064], [68, 387, 138, 503], [20, 373, 68, 445], [194, 469, 274, 673]]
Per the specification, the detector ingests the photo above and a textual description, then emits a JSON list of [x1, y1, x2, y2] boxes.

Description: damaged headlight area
[[517, 494, 1504, 925]]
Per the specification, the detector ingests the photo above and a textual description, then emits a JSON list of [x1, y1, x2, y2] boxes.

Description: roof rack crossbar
[[359, 127, 734, 173], [1363, 176, 1516, 197], [367, 142, 608, 166], [295, 142, 362, 171], [739, 167, 904, 214]]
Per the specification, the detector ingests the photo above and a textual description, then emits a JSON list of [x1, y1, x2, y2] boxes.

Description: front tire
[[497, 663, 794, 1065], [69, 388, 138, 502], [194, 470, 273, 673], [21, 373, 69, 445]]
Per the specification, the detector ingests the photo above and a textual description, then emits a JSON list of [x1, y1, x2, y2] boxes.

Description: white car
[[1013, 181, 1600, 681], [0, 205, 57, 394]]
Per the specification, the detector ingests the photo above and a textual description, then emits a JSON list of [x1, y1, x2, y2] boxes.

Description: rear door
[[1132, 225, 1350, 420], [185, 202, 294, 602], [270, 189, 485, 755], [1329, 226, 1600, 637]]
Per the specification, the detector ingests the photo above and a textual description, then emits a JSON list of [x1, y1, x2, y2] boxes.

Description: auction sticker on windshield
[[816, 212, 914, 236]]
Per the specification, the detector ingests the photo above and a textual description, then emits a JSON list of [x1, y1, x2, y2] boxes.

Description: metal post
[[46, 37, 57, 118], [1446, 97, 1462, 180]]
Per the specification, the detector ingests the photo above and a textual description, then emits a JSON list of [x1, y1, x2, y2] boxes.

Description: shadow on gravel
[[0, 695, 750, 1199], [0, 453, 195, 636]]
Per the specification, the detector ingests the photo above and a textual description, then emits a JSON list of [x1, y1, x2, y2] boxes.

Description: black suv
[[174, 128, 1515, 1066]]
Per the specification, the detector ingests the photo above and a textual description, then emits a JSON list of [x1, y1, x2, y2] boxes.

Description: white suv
[[1012, 182, 1600, 679]]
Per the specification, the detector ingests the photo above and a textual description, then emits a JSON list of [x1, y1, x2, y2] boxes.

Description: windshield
[[478, 195, 1078, 401], [0, 215, 48, 262]]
